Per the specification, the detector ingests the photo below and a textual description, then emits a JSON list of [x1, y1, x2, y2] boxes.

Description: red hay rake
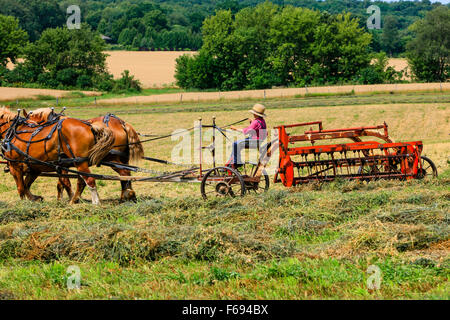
[[274, 121, 438, 187]]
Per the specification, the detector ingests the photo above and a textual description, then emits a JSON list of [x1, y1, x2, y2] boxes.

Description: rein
[[115, 118, 249, 148]]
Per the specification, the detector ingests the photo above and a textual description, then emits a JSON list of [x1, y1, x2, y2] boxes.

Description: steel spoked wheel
[[417, 156, 438, 179], [200, 167, 245, 200], [241, 163, 270, 194]]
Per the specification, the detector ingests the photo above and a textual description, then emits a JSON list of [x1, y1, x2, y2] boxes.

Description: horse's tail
[[125, 122, 144, 164], [89, 124, 115, 166]]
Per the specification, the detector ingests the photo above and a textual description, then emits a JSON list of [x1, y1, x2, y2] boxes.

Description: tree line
[[0, 1, 448, 92], [0, 18, 142, 92], [0, 0, 448, 53], [175, 3, 449, 90]]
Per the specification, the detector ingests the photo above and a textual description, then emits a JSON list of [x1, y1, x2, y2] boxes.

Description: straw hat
[[249, 103, 266, 118]]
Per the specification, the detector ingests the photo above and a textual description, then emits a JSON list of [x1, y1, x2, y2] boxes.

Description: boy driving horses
[[226, 103, 267, 169]]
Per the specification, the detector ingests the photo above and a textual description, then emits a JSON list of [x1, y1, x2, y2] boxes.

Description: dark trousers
[[227, 138, 259, 166]]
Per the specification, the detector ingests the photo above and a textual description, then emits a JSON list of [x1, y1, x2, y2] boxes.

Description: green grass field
[[0, 91, 448, 299]]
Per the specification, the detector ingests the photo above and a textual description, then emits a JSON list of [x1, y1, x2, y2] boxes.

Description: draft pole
[[212, 116, 216, 169], [198, 117, 203, 177]]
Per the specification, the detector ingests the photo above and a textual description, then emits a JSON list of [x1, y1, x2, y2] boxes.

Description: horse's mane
[[29, 108, 54, 122], [0, 106, 16, 122]]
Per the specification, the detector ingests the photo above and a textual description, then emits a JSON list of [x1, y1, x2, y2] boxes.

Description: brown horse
[[25, 108, 144, 202], [0, 106, 115, 204]]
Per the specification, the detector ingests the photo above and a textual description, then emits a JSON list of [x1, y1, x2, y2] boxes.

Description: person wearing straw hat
[[226, 103, 267, 169]]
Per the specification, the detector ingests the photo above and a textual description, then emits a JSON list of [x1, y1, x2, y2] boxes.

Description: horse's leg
[[57, 179, 64, 200], [112, 166, 136, 202], [24, 171, 43, 201], [69, 177, 86, 204], [8, 165, 26, 200], [64, 177, 74, 199], [70, 163, 100, 205], [57, 174, 73, 201]]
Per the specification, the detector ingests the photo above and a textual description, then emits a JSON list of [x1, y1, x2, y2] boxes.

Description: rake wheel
[[200, 166, 245, 200], [417, 156, 438, 179]]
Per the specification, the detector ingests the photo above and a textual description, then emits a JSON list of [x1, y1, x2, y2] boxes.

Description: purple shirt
[[242, 118, 267, 140]]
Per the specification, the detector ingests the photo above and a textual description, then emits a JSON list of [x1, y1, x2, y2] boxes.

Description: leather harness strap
[[1, 115, 93, 170]]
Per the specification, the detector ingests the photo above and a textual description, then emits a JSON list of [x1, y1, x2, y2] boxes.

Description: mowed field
[[0, 92, 448, 299]]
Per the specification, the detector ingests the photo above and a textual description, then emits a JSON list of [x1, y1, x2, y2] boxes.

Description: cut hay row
[[0, 87, 101, 102], [99, 82, 450, 105]]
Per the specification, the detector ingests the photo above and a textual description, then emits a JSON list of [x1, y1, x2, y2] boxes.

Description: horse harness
[[102, 113, 129, 160], [1, 112, 96, 170]]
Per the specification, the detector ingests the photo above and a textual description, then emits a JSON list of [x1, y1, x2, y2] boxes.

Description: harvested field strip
[[11, 90, 450, 110], [0, 87, 101, 102], [99, 83, 450, 105], [89, 93, 450, 115]]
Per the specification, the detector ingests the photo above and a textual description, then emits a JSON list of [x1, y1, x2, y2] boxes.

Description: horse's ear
[[22, 109, 28, 118]]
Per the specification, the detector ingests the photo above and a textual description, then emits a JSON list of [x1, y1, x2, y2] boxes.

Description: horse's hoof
[[69, 198, 80, 205], [31, 196, 43, 202], [4, 166, 10, 173], [123, 189, 137, 202]]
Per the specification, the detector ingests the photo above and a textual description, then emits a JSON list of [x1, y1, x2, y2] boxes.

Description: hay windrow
[[0, 176, 448, 266]]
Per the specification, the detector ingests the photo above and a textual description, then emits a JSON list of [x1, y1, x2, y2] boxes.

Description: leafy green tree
[[188, 11, 207, 33], [113, 70, 142, 93], [175, 51, 218, 89], [24, 24, 107, 87], [143, 10, 169, 31], [356, 52, 402, 84], [0, 0, 64, 42], [175, 2, 374, 90], [118, 28, 138, 46], [381, 15, 401, 56], [311, 12, 372, 84], [407, 6, 450, 82], [216, 0, 242, 14], [0, 15, 28, 67], [269, 6, 320, 85]]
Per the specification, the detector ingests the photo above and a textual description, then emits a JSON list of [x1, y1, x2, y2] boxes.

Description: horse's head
[[0, 106, 16, 123], [0, 106, 17, 138], [25, 108, 54, 125]]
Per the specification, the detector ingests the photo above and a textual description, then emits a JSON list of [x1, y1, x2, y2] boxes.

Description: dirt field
[[0, 87, 100, 102], [105, 51, 195, 88]]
